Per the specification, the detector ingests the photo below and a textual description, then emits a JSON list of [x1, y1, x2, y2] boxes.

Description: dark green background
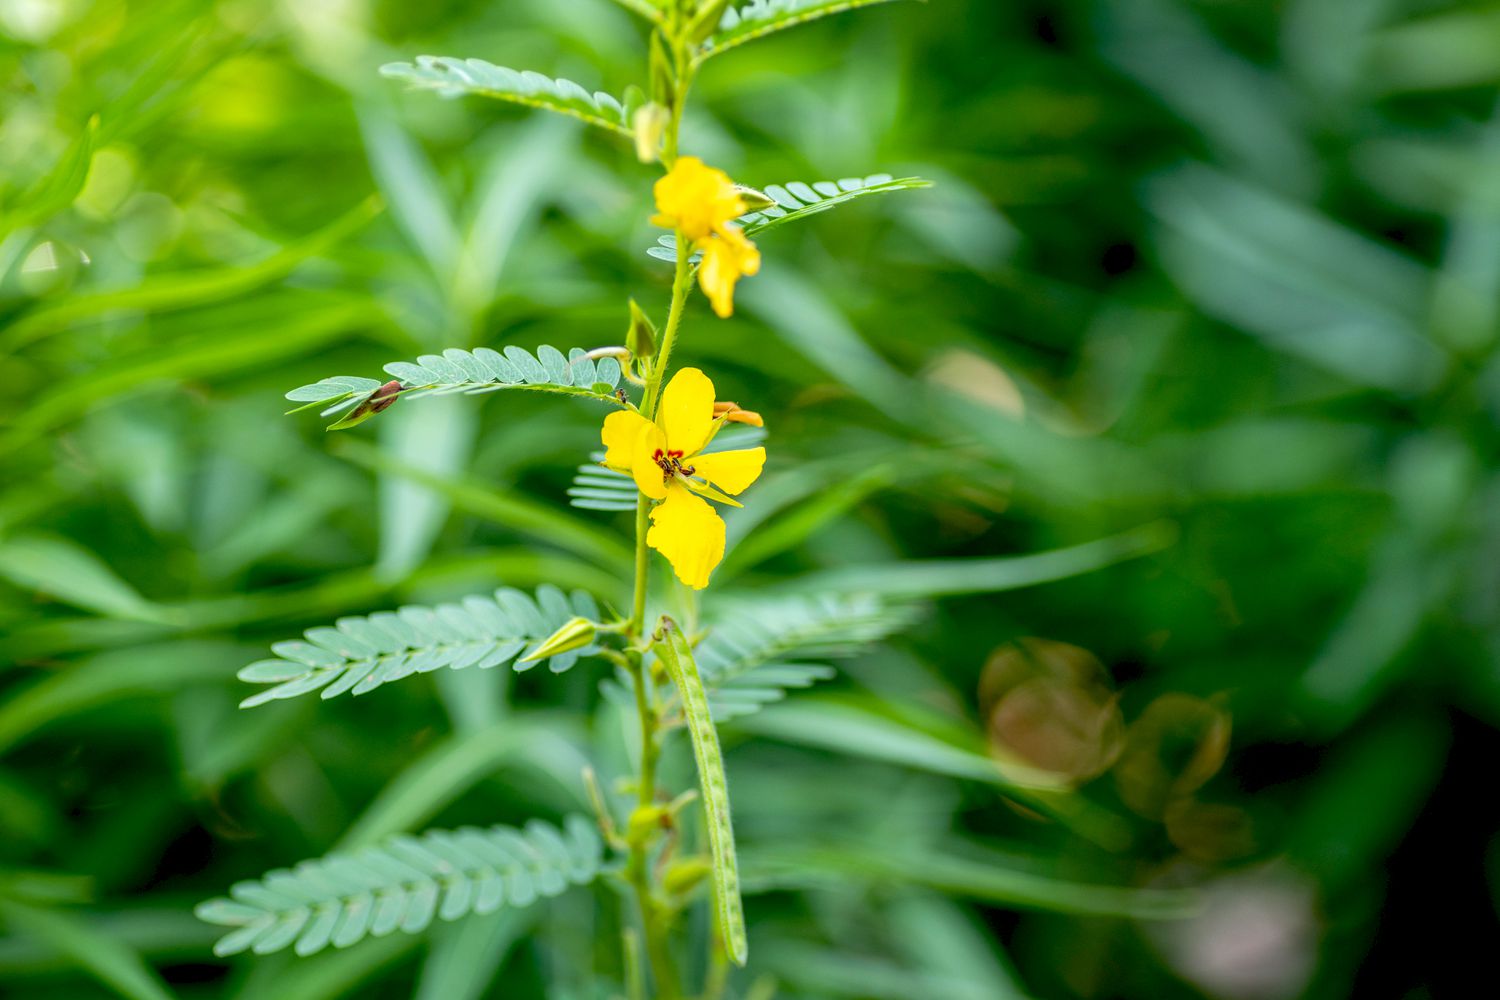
[[3, 0, 1496, 997]]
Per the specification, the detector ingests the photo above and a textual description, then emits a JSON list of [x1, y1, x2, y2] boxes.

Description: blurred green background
[[3, 0, 1497, 997]]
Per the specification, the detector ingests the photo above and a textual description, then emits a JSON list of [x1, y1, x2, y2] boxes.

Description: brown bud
[[328, 380, 404, 430]]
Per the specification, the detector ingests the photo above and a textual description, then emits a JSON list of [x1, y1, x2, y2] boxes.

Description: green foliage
[[695, 593, 920, 720], [648, 174, 929, 261], [237, 585, 604, 707], [286, 347, 626, 430], [195, 816, 603, 958], [699, 0, 917, 60], [379, 59, 637, 138]]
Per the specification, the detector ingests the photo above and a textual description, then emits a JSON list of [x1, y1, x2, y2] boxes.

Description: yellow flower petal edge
[[647, 485, 726, 590], [659, 366, 715, 457], [698, 227, 761, 319], [598, 368, 767, 589], [652, 157, 745, 242], [602, 410, 654, 472], [691, 448, 766, 496]]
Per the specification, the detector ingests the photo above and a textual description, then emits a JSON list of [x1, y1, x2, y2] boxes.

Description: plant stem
[[621, 20, 702, 997], [643, 233, 692, 418]]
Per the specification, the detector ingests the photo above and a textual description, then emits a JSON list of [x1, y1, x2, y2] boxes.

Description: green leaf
[[693, 593, 920, 721], [779, 521, 1178, 598], [0, 899, 178, 1000], [607, 0, 664, 22], [286, 346, 628, 432], [0, 534, 172, 623], [195, 816, 603, 958], [2, 197, 381, 353], [698, 0, 918, 61], [1, 116, 97, 239], [332, 437, 632, 566], [0, 642, 246, 756], [646, 175, 930, 262], [237, 586, 604, 707], [380, 59, 633, 138], [653, 618, 747, 967], [739, 839, 1199, 919]]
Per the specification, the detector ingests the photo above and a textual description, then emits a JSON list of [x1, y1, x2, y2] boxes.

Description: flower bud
[[688, 0, 735, 45], [663, 855, 713, 896], [633, 102, 670, 164], [627, 299, 658, 360], [518, 616, 597, 664], [713, 400, 763, 427], [733, 185, 777, 214], [328, 380, 403, 430], [626, 804, 667, 846]]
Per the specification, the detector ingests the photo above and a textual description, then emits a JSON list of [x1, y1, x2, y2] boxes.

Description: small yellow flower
[[652, 157, 746, 240], [601, 368, 766, 589], [652, 157, 761, 318]]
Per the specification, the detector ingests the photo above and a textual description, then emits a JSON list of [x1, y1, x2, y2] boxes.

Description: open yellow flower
[[601, 368, 766, 589], [652, 156, 761, 319]]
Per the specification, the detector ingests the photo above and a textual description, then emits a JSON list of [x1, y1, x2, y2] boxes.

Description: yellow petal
[[690, 447, 765, 496], [652, 157, 744, 242], [601, 410, 655, 472], [697, 229, 760, 319], [647, 484, 726, 590], [630, 421, 669, 500], [659, 367, 715, 457]]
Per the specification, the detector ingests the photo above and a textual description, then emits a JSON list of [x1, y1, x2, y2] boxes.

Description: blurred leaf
[[2, 198, 381, 351], [780, 521, 1176, 598], [699, 0, 915, 60], [0, 534, 171, 622], [0, 641, 240, 755], [335, 719, 589, 851], [379, 59, 634, 138], [741, 839, 1197, 918], [0, 899, 177, 1000], [414, 908, 533, 1000]]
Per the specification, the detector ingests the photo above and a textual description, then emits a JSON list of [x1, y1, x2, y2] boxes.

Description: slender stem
[[623, 650, 681, 999], [630, 496, 651, 635], [643, 234, 692, 418], [620, 19, 702, 999]]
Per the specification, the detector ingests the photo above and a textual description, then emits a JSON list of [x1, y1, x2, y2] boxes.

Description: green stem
[[620, 19, 703, 999], [643, 233, 692, 419]]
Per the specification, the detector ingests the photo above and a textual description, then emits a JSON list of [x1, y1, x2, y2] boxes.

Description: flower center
[[652, 448, 695, 483]]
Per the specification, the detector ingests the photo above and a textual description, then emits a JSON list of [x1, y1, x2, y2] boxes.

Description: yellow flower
[[601, 368, 766, 589], [652, 157, 761, 318], [698, 226, 761, 318], [651, 157, 746, 240]]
